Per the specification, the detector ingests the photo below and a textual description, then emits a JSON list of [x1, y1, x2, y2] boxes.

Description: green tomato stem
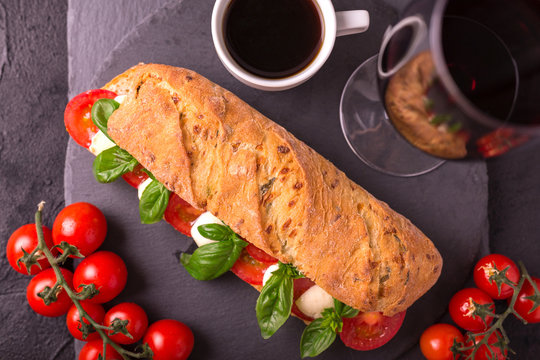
[[33, 202, 148, 360]]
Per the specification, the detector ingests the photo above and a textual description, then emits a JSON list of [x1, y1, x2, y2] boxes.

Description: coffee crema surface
[[224, 0, 324, 79]]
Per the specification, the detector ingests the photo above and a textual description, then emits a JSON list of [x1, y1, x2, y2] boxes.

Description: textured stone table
[[0, 0, 539, 359]]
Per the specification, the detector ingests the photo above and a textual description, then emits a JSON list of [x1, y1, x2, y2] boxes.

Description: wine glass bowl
[[341, 0, 540, 176]]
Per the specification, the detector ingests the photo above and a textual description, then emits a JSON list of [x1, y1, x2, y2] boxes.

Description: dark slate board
[[65, 0, 489, 358], [0, 1, 71, 359]]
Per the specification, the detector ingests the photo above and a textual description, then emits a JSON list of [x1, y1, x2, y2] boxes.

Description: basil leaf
[[333, 298, 344, 315], [92, 146, 138, 183], [332, 298, 358, 319], [198, 223, 232, 241], [139, 180, 170, 224], [91, 98, 119, 140], [256, 265, 294, 339], [341, 305, 359, 319], [142, 168, 156, 181], [283, 263, 304, 279], [300, 318, 337, 358], [231, 234, 248, 247], [180, 240, 244, 280]]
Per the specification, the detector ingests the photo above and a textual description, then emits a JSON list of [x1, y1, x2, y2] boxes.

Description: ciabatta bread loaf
[[104, 64, 442, 316]]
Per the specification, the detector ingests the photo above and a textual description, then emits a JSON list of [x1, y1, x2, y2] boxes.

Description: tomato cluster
[[420, 254, 540, 360], [5, 202, 194, 360]]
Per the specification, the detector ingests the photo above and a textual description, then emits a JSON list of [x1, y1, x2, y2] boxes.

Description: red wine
[[224, 0, 323, 79], [443, 0, 540, 126], [442, 16, 517, 121]]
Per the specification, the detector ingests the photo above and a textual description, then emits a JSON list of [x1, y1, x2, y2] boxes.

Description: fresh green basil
[[256, 263, 304, 339], [300, 318, 337, 358], [92, 146, 138, 183], [91, 98, 120, 140], [336, 298, 359, 319], [256, 266, 293, 339], [181, 240, 242, 280], [198, 223, 233, 241], [299, 299, 359, 358], [180, 223, 248, 280], [139, 180, 170, 224], [141, 168, 156, 180]]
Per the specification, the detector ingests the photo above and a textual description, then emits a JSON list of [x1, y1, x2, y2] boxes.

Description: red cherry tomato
[[230, 248, 274, 286], [292, 277, 316, 322], [420, 323, 464, 360], [79, 339, 122, 360], [473, 254, 520, 300], [121, 164, 149, 188], [513, 276, 540, 323], [26, 267, 73, 317], [164, 193, 203, 236], [340, 310, 406, 350], [449, 288, 495, 332], [66, 302, 105, 341], [143, 319, 194, 360], [246, 243, 278, 264], [6, 224, 57, 275], [103, 302, 148, 345], [464, 331, 508, 360], [52, 202, 107, 257], [65, 89, 117, 148], [73, 251, 127, 304]]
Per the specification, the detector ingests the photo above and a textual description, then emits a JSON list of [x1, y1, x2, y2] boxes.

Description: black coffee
[[224, 0, 323, 79]]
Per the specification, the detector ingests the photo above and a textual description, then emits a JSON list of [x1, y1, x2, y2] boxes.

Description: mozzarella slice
[[190, 212, 225, 247], [262, 263, 280, 286], [137, 178, 154, 200], [114, 94, 127, 104], [295, 285, 334, 319], [89, 130, 116, 156]]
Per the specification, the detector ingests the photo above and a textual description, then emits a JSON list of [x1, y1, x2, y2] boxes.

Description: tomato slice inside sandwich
[[340, 310, 406, 351], [64, 89, 117, 148], [231, 248, 276, 286], [164, 193, 203, 237], [246, 243, 278, 264], [122, 164, 150, 188]]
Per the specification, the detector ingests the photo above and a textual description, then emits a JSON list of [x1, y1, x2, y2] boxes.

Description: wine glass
[[340, 0, 540, 177]]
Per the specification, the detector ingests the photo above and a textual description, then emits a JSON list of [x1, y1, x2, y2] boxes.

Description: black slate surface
[[67, 0, 170, 97], [65, 1, 489, 359], [486, 141, 540, 359], [0, 0, 538, 359], [0, 1, 72, 359]]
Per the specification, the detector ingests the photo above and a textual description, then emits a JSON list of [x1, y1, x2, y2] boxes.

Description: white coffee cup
[[211, 0, 370, 91]]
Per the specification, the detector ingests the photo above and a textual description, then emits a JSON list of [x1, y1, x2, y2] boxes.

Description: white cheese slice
[[114, 94, 127, 104], [89, 130, 116, 156], [137, 178, 154, 200], [262, 263, 280, 286], [295, 285, 334, 319], [190, 211, 225, 247]]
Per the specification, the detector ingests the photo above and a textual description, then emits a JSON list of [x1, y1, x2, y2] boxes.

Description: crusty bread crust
[[104, 64, 442, 316]]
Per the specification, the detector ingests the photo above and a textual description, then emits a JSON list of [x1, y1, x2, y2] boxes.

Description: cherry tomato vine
[[423, 257, 540, 360], [23, 201, 153, 360]]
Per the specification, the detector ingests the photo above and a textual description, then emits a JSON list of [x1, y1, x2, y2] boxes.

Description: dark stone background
[[0, 1, 72, 359], [0, 1, 538, 359]]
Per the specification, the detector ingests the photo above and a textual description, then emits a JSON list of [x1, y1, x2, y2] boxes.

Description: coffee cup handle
[[336, 10, 370, 37]]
